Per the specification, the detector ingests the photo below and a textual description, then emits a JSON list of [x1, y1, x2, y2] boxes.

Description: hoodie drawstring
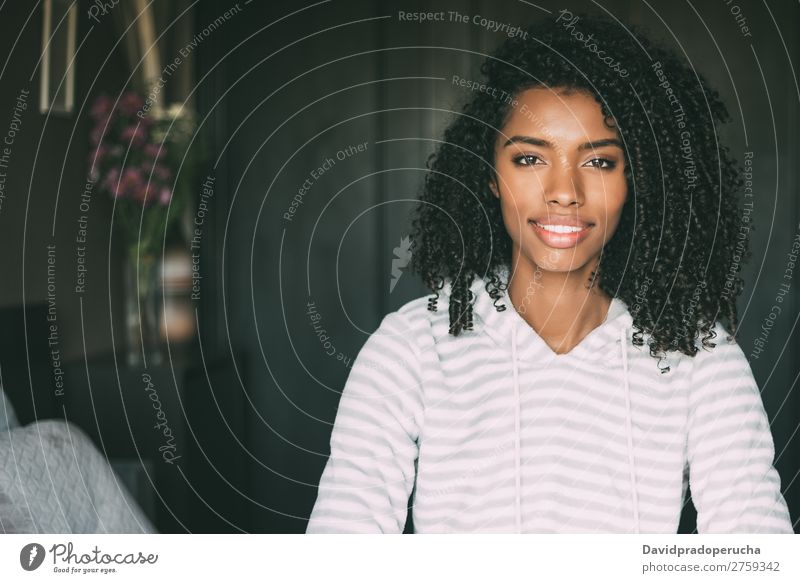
[[511, 326, 522, 533], [620, 325, 641, 533], [510, 322, 639, 534]]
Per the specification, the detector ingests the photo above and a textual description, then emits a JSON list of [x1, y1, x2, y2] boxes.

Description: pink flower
[[153, 164, 171, 181], [121, 124, 146, 147], [119, 167, 145, 200], [144, 143, 165, 159], [89, 94, 113, 121], [118, 92, 144, 117], [131, 186, 151, 205], [102, 167, 121, 196], [158, 187, 172, 206]]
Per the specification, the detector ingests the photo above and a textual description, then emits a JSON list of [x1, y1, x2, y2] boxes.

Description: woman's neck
[[506, 258, 611, 355]]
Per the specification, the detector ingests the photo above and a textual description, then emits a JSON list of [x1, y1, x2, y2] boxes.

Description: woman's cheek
[[500, 200, 523, 242], [602, 194, 627, 243]]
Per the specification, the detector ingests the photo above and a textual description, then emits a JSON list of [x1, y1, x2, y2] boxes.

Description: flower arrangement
[[87, 90, 199, 364], [88, 91, 196, 261]]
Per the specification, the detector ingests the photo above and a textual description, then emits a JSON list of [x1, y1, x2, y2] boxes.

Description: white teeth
[[535, 222, 586, 233]]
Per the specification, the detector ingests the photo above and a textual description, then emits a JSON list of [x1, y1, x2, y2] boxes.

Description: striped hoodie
[[307, 270, 793, 533]]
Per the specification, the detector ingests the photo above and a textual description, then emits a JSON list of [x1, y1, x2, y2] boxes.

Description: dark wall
[[195, 0, 799, 533], [0, 2, 130, 362]]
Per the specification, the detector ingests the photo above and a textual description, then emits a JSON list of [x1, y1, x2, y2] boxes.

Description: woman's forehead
[[500, 87, 618, 145]]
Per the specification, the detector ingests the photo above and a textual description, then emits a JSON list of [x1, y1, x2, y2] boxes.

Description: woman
[[307, 13, 793, 533]]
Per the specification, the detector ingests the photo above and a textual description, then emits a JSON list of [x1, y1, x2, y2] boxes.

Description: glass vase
[[124, 252, 164, 367]]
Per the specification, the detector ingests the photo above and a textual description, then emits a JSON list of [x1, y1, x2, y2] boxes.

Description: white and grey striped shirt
[[307, 274, 793, 533]]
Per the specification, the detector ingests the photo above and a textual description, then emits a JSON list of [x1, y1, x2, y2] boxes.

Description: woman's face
[[489, 86, 628, 274]]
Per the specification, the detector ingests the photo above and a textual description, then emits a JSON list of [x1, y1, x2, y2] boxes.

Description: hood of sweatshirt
[[439, 266, 634, 366], [438, 266, 642, 532]]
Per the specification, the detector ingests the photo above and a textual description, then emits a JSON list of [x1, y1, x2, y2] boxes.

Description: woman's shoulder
[[687, 320, 759, 393], [360, 294, 434, 361], [379, 289, 449, 334], [690, 320, 746, 362]]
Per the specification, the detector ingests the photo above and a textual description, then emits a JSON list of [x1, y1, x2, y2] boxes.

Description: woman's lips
[[529, 220, 593, 249]]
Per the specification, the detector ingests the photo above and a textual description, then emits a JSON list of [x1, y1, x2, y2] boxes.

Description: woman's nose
[[545, 164, 583, 206]]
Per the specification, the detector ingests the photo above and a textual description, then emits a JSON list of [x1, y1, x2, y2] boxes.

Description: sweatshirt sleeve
[[306, 311, 423, 533], [687, 322, 793, 533]]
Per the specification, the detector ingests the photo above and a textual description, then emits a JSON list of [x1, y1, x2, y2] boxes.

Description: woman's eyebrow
[[502, 135, 623, 151]]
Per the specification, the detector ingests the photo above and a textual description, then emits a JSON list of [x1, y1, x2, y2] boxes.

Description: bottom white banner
[[0, 534, 797, 582]]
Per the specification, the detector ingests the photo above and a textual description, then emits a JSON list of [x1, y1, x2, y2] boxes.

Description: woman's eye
[[585, 158, 617, 170], [512, 154, 543, 166]]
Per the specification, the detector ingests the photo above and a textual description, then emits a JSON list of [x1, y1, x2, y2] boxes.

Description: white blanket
[[0, 419, 156, 534]]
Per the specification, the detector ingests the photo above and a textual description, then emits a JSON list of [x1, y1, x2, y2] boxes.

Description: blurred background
[[0, 0, 797, 533]]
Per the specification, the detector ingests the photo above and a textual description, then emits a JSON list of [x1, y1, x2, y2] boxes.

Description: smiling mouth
[[531, 221, 591, 233], [528, 220, 594, 248]]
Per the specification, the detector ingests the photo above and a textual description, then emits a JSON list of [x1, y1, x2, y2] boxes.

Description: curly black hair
[[408, 11, 748, 368]]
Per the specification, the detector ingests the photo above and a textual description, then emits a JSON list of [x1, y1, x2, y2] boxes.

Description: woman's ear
[[488, 177, 499, 199]]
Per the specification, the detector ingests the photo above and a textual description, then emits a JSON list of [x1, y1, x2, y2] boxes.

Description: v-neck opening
[[508, 296, 618, 360]]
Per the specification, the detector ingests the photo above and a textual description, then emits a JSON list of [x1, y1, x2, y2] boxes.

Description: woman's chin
[[523, 252, 596, 275]]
